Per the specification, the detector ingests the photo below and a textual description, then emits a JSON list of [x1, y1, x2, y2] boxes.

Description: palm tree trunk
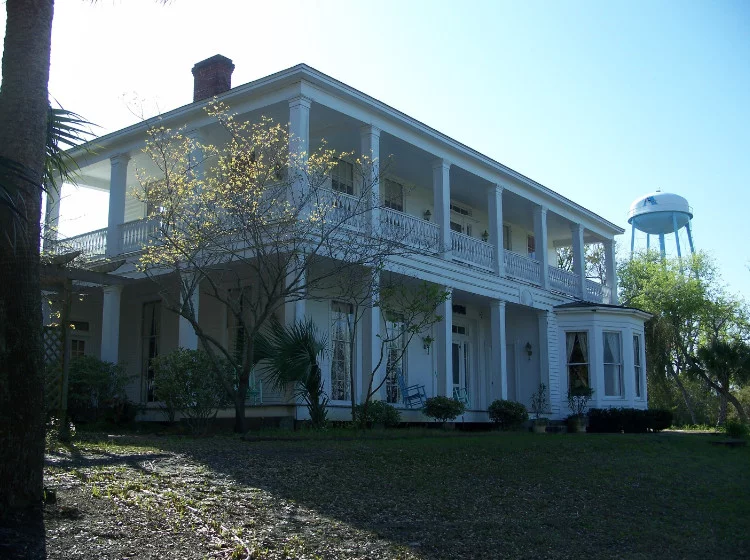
[[0, 0, 55, 554]]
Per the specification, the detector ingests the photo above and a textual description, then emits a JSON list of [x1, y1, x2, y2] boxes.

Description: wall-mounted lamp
[[525, 341, 533, 360], [422, 335, 434, 355], [423, 209, 432, 221], [481, 230, 489, 242]]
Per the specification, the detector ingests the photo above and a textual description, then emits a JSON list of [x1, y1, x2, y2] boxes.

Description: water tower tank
[[628, 191, 695, 258]]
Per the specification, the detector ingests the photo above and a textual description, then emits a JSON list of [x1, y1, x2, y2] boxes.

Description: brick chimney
[[192, 55, 235, 102]]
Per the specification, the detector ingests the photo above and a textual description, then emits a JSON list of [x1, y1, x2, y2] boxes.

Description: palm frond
[[45, 107, 95, 192]]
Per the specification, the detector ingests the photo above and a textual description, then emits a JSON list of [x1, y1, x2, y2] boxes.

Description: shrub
[[488, 400, 528, 430], [567, 386, 594, 417], [354, 401, 401, 428], [530, 383, 549, 420], [646, 408, 673, 432], [587, 408, 621, 433], [423, 396, 465, 423], [152, 348, 230, 434], [46, 355, 131, 422], [725, 420, 748, 439]]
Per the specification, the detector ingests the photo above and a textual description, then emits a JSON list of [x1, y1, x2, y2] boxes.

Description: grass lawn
[[44, 430, 750, 559]]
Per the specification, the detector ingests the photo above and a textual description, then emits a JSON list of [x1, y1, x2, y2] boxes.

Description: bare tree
[[137, 103, 436, 432]]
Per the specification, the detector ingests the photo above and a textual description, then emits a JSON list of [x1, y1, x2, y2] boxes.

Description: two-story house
[[45, 55, 649, 423]]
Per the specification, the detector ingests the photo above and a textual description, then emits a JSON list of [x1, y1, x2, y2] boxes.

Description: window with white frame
[[70, 321, 89, 359], [71, 339, 86, 359], [503, 224, 511, 251], [384, 314, 406, 404], [633, 334, 642, 398], [383, 179, 404, 212], [603, 331, 623, 397], [527, 234, 536, 259], [141, 301, 161, 402], [330, 301, 353, 401], [566, 331, 589, 391], [331, 160, 354, 195]]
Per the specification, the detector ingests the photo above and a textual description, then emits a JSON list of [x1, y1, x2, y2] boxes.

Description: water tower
[[628, 191, 694, 258]]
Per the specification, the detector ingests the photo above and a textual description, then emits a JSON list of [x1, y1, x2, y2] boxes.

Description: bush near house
[[152, 348, 230, 434], [45, 355, 131, 423], [587, 408, 674, 433], [488, 400, 529, 430], [423, 396, 465, 423], [354, 401, 401, 428]]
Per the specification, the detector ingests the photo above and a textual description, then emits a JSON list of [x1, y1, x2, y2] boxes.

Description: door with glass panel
[[451, 338, 470, 403]]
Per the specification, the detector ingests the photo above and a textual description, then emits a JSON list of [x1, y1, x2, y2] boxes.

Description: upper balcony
[[47, 68, 620, 306]]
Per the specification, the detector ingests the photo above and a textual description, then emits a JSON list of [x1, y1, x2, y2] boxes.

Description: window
[[383, 179, 404, 212], [141, 301, 161, 402], [331, 160, 354, 195], [527, 234, 536, 259], [503, 225, 511, 251], [384, 315, 406, 404], [330, 301, 353, 401], [566, 331, 589, 391], [71, 339, 86, 359], [603, 332, 623, 397], [633, 334, 642, 398], [450, 202, 472, 216]]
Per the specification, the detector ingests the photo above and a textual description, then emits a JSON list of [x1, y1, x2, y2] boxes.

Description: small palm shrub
[[423, 396, 465, 423], [354, 401, 401, 428], [488, 400, 528, 430]]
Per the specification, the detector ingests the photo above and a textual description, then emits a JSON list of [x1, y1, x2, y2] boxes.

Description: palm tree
[[256, 318, 329, 429]]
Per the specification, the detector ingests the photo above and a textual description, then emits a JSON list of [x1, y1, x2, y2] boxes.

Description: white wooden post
[[533, 205, 549, 290], [490, 300, 507, 400], [436, 287, 453, 397], [106, 154, 129, 257], [360, 125, 380, 232], [101, 285, 122, 363], [571, 223, 586, 299], [432, 159, 451, 257], [487, 184, 504, 276], [604, 239, 618, 304]]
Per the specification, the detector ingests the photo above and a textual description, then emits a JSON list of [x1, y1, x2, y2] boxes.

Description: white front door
[[452, 339, 469, 396]]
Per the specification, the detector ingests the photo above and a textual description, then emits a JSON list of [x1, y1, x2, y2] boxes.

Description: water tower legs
[[659, 233, 666, 259], [647, 234, 650, 251], [672, 213, 683, 259], [630, 221, 636, 256], [686, 221, 695, 254]]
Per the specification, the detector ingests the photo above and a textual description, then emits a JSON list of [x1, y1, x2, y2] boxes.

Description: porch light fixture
[[525, 342, 533, 360], [423, 209, 431, 221], [481, 230, 489, 242]]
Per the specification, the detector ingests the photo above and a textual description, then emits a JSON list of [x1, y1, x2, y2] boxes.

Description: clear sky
[[3, 0, 748, 298]]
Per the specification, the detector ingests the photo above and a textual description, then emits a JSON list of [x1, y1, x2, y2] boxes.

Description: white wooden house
[[45, 56, 649, 423]]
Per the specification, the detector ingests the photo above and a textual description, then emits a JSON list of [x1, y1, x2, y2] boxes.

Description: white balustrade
[[381, 207, 440, 251], [548, 266, 580, 297], [120, 218, 159, 254], [504, 251, 541, 285], [315, 188, 368, 230], [53, 227, 107, 259], [450, 231, 494, 270], [586, 279, 604, 303]]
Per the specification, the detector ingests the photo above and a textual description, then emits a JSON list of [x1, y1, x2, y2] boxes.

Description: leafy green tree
[[619, 252, 749, 425]]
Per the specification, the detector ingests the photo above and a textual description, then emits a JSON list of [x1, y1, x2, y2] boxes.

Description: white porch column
[[360, 125, 381, 231], [571, 223, 586, 299], [101, 285, 122, 363], [490, 300, 507, 401], [284, 258, 306, 325], [106, 154, 130, 258], [432, 159, 451, 257], [288, 96, 311, 207], [43, 185, 60, 252], [604, 239, 618, 304], [435, 286, 453, 397], [178, 271, 200, 350], [487, 184, 505, 276], [537, 310, 551, 395], [533, 205, 549, 290], [361, 272, 381, 403]]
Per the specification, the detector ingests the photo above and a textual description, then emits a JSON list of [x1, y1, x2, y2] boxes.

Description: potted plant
[[529, 383, 549, 433], [566, 385, 594, 433]]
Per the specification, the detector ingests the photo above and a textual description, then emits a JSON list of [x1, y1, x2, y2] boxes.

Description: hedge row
[[587, 408, 673, 433]]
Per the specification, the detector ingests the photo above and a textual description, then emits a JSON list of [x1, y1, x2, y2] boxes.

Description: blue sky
[[3, 0, 748, 297]]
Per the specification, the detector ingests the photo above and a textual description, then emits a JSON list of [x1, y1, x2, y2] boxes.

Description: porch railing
[[504, 251, 541, 285], [52, 227, 107, 259], [451, 231, 493, 270], [381, 207, 440, 251], [120, 218, 159, 254], [585, 279, 604, 303], [315, 188, 368, 230], [548, 266, 580, 297]]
